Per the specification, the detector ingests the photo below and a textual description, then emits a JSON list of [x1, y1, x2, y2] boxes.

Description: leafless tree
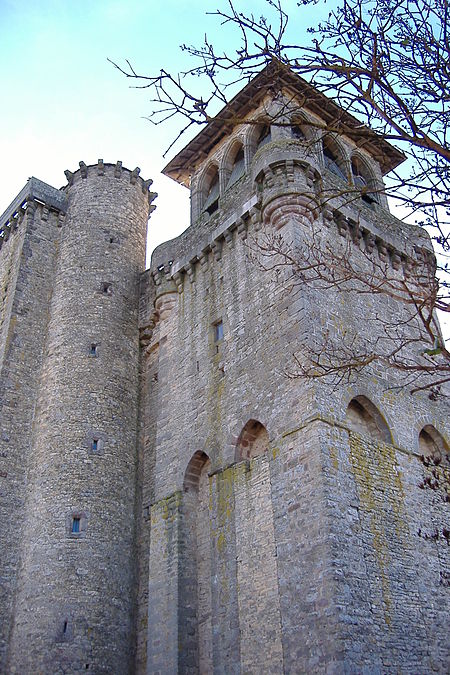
[[111, 0, 449, 394], [248, 222, 449, 395]]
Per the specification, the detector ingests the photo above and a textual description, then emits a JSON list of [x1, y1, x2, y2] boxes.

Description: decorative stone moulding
[[148, 183, 428, 310], [262, 193, 319, 231], [327, 208, 431, 275], [139, 320, 156, 347], [154, 293, 177, 322], [173, 271, 184, 293], [211, 240, 223, 262]]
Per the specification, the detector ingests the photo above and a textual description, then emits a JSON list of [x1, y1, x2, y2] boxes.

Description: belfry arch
[[419, 425, 448, 463], [235, 419, 269, 461], [345, 396, 392, 444]]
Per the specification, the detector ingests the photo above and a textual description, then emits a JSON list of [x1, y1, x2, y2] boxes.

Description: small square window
[[214, 321, 224, 343], [67, 511, 87, 538]]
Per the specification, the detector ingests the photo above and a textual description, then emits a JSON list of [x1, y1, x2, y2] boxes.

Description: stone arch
[[419, 425, 449, 464], [222, 138, 246, 188], [246, 118, 272, 161], [351, 151, 379, 206], [235, 419, 269, 461], [183, 450, 210, 492], [345, 395, 392, 444], [198, 162, 220, 215], [289, 110, 315, 142], [180, 451, 213, 672], [321, 133, 349, 181]]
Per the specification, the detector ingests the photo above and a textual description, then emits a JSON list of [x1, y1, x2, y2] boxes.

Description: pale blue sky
[[1, 1, 447, 339], [0, 0, 316, 255]]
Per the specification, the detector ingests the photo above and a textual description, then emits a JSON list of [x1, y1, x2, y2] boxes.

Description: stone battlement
[[63, 159, 157, 209]]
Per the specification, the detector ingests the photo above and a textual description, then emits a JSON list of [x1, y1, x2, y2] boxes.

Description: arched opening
[[180, 451, 213, 672], [226, 145, 245, 188], [236, 419, 269, 461], [322, 136, 347, 181], [183, 450, 210, 492], [351, 155, 378, 207], [202, 166, 220, 216], [256, 124, 271, 152], [291, 121, 307, 141], [345, 396, 392, 444], [419, 425, 449, 464]]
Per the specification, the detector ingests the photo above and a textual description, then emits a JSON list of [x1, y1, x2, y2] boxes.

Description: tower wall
[[0, 191, 63, 670], [8, 162, 152, 674], [141, 130, 449, 673]]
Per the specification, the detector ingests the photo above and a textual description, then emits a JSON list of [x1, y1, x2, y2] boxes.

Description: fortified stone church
[[0, 63, 448, 674]]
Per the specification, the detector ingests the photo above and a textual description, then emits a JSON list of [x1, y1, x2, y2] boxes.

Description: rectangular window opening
[[72, 517, 80, 534], [91, 438, 99, 452], [206, 199, 219, 216], [89, 343, 97, 356], [214, 320, 224, 343]]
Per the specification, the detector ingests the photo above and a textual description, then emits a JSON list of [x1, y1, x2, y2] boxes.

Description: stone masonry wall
[[0, 202, 62, 671], [8, 163, 151, 674], [141, 132, 449, 672]]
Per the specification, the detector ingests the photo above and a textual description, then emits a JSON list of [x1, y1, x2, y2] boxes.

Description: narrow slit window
[[89, 343, 97, 357], [203, 173, 219, 216], [214, 320, 224, 343], [91, 438, 99, 452], [72, 517, 80, 534]]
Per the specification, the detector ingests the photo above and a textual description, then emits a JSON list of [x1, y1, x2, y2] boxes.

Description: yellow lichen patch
[[216, 532, 226, 553], [272, 446, 280, 460], [152, 492, 182, 525], [329, 444, 339, 472], [348, 432, 406, 626], [216, 467, 235, 522]]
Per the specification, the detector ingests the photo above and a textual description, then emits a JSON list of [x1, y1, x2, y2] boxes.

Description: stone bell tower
[[138, 62, 449, 673]]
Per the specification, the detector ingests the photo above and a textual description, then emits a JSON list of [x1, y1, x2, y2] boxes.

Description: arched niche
[[200, 164, 220, 216], [322, 134, 348, 181], [419, 425, 449, 464], [183, 450, 211, 492], [291, 123, 307, 141], [223, 141, 245, 189], [351, 153, 379, 207], [180, 451, 213, 672], [256, 123, 272, 150], [345, 396, 392, 444], [290, 113, 312, 142], [236, 419, 269, 461]]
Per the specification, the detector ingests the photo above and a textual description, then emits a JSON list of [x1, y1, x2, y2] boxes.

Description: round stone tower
[[8, 161, 154, 674]]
